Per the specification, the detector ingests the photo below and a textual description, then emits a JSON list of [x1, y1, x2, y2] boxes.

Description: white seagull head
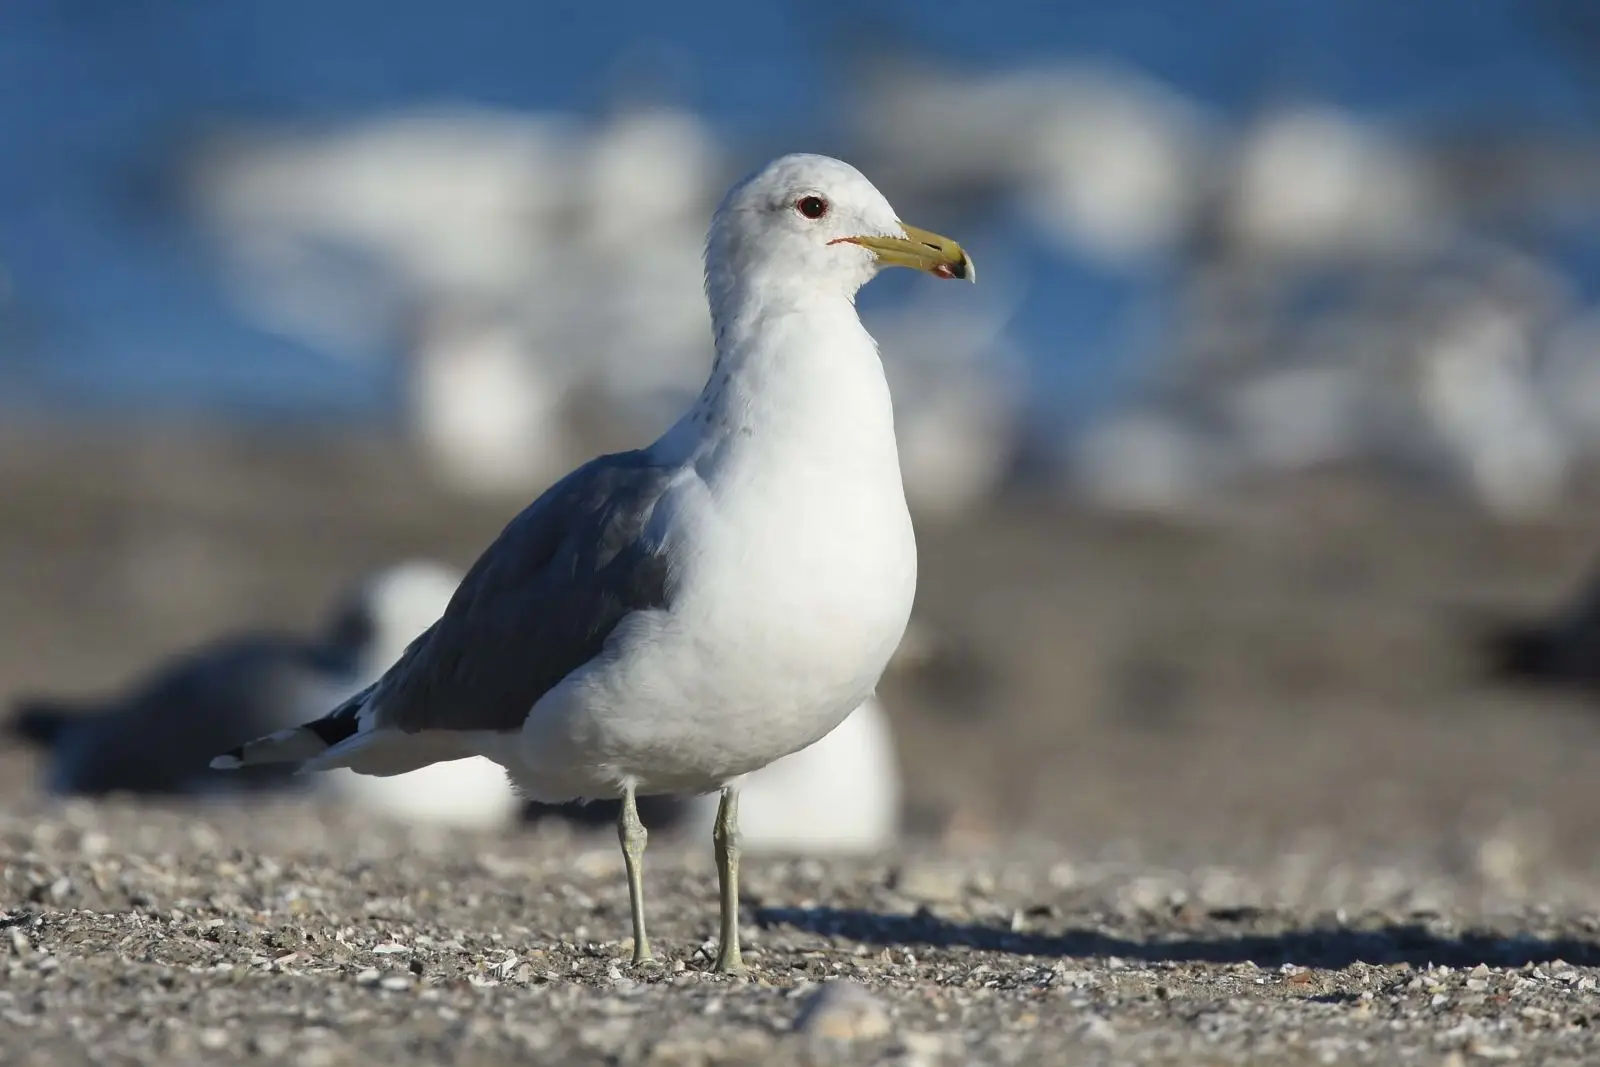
[[706, 153, 974, 303]]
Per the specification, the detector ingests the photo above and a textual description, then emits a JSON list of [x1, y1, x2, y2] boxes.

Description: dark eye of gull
[[795, 195, 828, 220]]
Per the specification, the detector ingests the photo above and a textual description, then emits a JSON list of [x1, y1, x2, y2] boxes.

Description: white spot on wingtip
[[210, 756, 242, 770]]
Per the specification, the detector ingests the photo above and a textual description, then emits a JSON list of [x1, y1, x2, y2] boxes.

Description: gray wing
[[372, 449, 678, 734]]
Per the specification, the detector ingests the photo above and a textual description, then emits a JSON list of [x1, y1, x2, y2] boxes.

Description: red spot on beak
[[933, 263, 957, 280]]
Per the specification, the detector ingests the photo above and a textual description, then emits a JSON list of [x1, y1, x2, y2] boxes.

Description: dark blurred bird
[[1478, 562, 1600, 692], [6, 561, 464, 797]]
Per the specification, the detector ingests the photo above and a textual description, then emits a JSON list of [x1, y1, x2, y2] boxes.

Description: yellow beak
[[836, 222, 976, 282]]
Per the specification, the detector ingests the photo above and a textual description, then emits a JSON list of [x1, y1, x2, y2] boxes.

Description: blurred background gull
[[5, 0, 1600, 863]]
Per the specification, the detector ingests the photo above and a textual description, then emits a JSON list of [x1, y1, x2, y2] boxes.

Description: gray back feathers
[[373, 450, 679, 734]]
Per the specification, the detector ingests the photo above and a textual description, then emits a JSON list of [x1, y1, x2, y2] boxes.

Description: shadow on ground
[[755, 905, 1600, 969]]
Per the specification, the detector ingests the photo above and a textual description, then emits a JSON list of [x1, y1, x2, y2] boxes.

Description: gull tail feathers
[[210, 682, 468, 778], [210, 682, 376, 771]]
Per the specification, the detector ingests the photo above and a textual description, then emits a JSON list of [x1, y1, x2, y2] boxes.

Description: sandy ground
[[8, 800, 1600, 1066], [6, 424, 1600, 1064]]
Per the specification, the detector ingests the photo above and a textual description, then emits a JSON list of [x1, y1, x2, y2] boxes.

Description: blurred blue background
[[6, 0, 1600, 505]]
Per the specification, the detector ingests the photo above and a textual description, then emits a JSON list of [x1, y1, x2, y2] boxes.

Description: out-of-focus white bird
[[188, 105, 731, 499], [869, 281, 1026, 520], [1223, 105, 1441, 263], [677, 693, 900, 854], [403, 303, 580, 497], [1414, 299, 1570, 519], [849, 62, 1212, 266]]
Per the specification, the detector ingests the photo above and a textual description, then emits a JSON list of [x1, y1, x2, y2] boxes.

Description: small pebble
[[794, 980, 893, 1042], [1080, 1016, 1117, 1045]]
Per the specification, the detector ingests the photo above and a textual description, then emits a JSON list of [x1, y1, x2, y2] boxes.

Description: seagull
[[211, 153, 973, 973]]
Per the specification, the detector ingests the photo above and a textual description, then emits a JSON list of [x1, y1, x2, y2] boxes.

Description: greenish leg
[[617, 783, 654, 965], [712, 784, 746, 974]]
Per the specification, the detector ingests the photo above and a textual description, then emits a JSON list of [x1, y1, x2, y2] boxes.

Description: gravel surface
[[6, 800, 1600, 1066]]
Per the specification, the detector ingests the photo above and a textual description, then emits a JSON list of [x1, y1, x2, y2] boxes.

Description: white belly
[[514, 458, 917, 799]]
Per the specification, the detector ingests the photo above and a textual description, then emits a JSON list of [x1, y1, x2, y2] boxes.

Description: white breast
[[688, 305, 915, 741], [679, 435, 918, 747]]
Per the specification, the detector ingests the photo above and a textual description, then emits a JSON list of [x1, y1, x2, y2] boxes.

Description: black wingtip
[[305, 714, 361, 748]]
